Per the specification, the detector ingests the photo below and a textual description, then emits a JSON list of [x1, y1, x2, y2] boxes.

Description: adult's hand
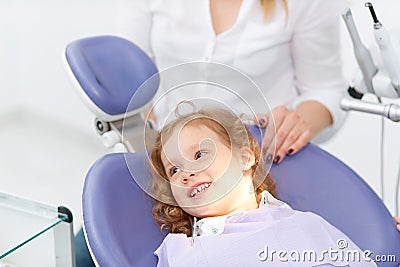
[[395, 216, 400, 232], [254, 101, 332, 164]]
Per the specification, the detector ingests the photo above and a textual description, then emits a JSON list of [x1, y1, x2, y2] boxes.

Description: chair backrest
[[83, 143, 400, 267]]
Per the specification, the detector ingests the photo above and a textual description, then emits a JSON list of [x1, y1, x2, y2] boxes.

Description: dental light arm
[[341, 98, 400, 122]]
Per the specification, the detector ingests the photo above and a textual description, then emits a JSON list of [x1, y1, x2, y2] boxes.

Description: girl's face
[[161, 123, 257, 218]]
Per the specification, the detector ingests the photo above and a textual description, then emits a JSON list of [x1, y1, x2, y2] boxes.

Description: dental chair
[[65, 35, 400, 266], [82, 143, 400, 267]]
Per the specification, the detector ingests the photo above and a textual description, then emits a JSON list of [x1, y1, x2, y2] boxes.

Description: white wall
[[0, 3, 20, 114], [0, 0, 399, 223], [0, 0, 120, 133]]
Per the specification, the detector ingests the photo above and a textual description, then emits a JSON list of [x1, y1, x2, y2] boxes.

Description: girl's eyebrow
[[162, 139, 211, 166], [175, 143, 201, 156], [163, 161, 172, 169], [160, 152, 174, 170], [187, 138, 214, 151], [188, 143, 201, 151]]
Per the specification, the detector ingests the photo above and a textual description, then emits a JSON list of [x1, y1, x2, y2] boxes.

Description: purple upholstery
[[83, 152, 165, 267], [272, 145, 399, 257], [249, 125, 400, 265], [65, 35, 159, 116], [83, 142, 400, 266]]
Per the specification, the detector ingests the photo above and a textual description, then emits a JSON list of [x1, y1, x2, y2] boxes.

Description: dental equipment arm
[[341, 98, 400, 122]]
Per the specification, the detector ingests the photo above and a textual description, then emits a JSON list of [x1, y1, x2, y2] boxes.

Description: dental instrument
[[342, 8, 378, 94], [366, 2, 400, 97]]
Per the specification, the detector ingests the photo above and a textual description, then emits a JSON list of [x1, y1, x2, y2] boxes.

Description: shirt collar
[[192, 191, 289, 238]]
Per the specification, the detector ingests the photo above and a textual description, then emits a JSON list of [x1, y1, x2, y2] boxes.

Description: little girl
[[149, 107, 375, 267]]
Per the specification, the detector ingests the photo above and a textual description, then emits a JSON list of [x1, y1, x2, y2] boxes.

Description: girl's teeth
[[190, 183, 210, 197]]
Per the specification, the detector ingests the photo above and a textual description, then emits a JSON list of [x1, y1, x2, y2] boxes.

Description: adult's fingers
[[254, 113, 275, 160], [253, 113, 269, 128], [272, 113, 298, 164], [265, 106, 295, 162], [395, 216, 400, 232], [274, 122, 312, 164], [270, 107, 314, 164], [254, 106, 310, 163], [260, 122, 277, 162]]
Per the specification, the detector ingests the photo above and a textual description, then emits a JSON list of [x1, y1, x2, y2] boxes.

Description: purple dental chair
[[65, 35, 400, 267]]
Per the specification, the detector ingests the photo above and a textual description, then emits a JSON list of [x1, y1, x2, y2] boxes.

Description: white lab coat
[[116, 0, 348, 139]]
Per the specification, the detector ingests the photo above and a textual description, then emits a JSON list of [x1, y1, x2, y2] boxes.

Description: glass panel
[[0, 192, 68, 259]]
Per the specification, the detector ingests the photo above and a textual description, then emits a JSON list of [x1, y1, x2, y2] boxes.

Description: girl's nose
[[181, 172, 195, 184]]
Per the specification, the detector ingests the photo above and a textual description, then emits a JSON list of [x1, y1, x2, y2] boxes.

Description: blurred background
[[0, 0, 399, 236]]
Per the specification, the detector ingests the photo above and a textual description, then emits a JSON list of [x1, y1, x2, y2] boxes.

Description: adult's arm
[[290, 0, 348, 139]]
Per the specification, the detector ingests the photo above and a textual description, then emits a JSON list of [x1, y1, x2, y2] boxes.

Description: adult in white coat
[[117, 0, 347, 164]]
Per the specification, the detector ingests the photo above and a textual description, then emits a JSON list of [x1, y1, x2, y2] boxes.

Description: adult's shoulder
[[287, 0, 347, 25]]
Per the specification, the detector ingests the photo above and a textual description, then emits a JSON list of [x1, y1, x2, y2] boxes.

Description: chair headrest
[[65, 35, 159, 121]]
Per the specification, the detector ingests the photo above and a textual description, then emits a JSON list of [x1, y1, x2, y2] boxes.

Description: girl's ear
[[240, 147, 256, 171]]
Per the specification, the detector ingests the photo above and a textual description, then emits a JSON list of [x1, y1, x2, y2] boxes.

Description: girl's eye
[[195, 151, 206, 160], [169, 166, 180, 176]]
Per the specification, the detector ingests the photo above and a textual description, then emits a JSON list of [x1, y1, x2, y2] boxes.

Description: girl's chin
[[184, 204, 225, 218]]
